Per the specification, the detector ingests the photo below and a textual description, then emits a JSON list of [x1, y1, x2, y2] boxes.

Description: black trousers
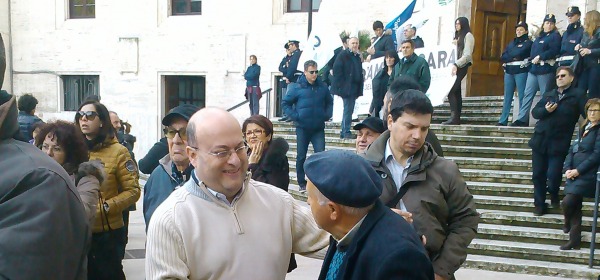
[[88, 227, 126, 280], [447, 65, 469, 114], [532, 150, 566, 207], [562, 194, 583, 241]]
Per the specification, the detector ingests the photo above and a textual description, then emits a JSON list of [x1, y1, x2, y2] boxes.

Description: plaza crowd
[[1, 5, 599, 280]]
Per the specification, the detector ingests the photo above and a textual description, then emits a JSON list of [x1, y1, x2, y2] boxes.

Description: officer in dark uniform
[[498, 21, 533, 126], [283, 40, 303, 84], [511, 14, 562, 127], [278, 43, 293, 121], [558, 6, 583, 68]]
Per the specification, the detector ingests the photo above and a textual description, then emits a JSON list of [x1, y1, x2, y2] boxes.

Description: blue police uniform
[[498, 29, 532, 125], [558, 21, 584, 67], [511, 14, 561, 126]]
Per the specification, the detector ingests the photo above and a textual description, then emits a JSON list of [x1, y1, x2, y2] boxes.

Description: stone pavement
[[123, 187, 582, 280]]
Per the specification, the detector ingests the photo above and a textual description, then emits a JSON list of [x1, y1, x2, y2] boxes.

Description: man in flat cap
[[558, 6, 583, 68], [353, 116, 385, 154], [305, 150, 434, 280], [143, 104, 199, 230], [363, 89, 479, 280]]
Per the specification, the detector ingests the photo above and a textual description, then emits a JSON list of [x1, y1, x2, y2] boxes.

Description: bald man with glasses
[[145, 107, 330, 279]]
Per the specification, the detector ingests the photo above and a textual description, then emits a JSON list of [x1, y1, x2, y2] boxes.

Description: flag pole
[[308, 0, 313, 37]]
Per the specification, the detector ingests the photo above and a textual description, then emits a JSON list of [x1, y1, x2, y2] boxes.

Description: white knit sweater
[[145, 176, 329, 280]]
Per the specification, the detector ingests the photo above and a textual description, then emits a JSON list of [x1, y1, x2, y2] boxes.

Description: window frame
[[62, 75, 100, 111], [171, 0, 202, 16], [69, 0, 95, 19], [164, 75, 206, 112], [286, 0, 320, 13]]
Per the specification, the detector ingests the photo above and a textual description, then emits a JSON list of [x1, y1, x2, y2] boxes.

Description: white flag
[[297, 0, 342, 71]]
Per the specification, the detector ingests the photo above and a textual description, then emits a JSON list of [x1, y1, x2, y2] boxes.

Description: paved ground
[[123, 187, 581, 279]]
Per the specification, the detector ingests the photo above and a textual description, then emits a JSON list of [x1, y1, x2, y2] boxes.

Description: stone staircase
[[272, 96, 600, 279]]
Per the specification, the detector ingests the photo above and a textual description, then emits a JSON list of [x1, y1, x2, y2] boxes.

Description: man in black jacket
[[529, 66, 588, 215], [332, 37, 364, 139]]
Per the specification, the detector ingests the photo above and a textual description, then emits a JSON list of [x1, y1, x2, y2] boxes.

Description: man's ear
[[186, 146, 198, 167], [387, 114, 394, 128], [329, 202, 341, 221]]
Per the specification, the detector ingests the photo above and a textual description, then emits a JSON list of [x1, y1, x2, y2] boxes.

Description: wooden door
[[468, 0, 525, 96]]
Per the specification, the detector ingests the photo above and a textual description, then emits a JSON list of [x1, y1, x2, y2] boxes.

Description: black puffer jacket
[[249, 137, 290, 192], [563, 124, 600, 197]]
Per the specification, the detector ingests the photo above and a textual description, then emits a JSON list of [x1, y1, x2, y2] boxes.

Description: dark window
[[172, 0, 202, 15], [62, 75, 100, 111], [164, 76, 206, 112], [287, 0, 320, 12], [69, 0, 95, 19]]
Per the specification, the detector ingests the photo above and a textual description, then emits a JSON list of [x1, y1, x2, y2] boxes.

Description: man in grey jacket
[[363, 89, 479, 280], [0, 91, 90, 279]]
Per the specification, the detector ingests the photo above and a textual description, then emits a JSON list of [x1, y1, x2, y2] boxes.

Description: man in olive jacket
[[390, 40, 431, 92], [363, 90, 479, 280]]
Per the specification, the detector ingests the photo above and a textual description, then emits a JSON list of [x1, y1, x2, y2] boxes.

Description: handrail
[[588, 167, 600, 267], [226, 88, 273, 116]]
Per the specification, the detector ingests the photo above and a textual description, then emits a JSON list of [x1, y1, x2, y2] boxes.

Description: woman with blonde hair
[[561, 98, 600, 250], [575, 10, 600, 99]]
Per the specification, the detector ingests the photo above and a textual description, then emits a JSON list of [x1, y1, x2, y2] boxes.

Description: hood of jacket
[[0, 91, 19, 141], [363, 130, 438, 174]]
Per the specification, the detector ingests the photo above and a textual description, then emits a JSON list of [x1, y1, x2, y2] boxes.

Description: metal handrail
[[588, 167, 600, 267], [226, 88, 273, 117]]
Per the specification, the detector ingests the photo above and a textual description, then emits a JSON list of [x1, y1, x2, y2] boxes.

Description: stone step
[[432, 116, 505, 125], [436, 134, 530, 149], [465, 181, 533, 198], [436, 101, 505, 108], [479, 209, 600, 232], [272, 122, 536, 139], [468, 239, 600, 266], [447, 156, 532, 172], [443, 146, 532, 160], [462, 254, 600, 279], [435, 108, 504, 115], [477, 223, 600, 246]]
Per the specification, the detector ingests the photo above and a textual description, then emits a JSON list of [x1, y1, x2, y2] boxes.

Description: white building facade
[[1, 0, 598, 155]]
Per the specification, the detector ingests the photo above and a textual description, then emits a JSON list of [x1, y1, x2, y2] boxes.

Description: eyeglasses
[[76, 111, 98, 121], [556, 74, 567, 79], [189, 143, 249, 160], [307, 70, 318, 75], [163, 127, 187, 141], [589, 109, 600, 113], [244, 129, 265, 137]]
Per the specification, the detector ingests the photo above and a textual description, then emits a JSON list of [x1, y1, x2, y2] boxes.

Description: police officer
[[283, 40, 303, 84], [511, 14, 562, 127], [498, 21, 533, 126], [558, 6, 583, 68], [278, 43, 293, 121]]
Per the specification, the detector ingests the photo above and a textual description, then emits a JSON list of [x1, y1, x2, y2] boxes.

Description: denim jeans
[[248, 86, 260, 116], [532, 150, 567, 207], [499, 72, 528, 124], [295, 128, 325, 187], [341, 97, 356, 137], [515, 72, 554, 123]]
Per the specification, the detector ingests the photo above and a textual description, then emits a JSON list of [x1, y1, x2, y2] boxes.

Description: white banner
[[332, 44, 457, 121]]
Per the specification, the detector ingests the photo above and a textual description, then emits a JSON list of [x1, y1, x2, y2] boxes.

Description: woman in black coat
[[560, 98, 600, 250], [370, 50, 399, 118], [575, 10, 600, 99], [242, 114, 296, 272]]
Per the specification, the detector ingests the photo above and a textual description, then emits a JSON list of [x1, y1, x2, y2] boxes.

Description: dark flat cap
[[566, 6, 581, 16], [284, 42, 289, 49], [288, 40, 300, 47], [162, 104, 200, 126], [353, 117, 385, 134], [515, 21, 528, 31], [544, 14, 556, 23], [304, 150, 382, 208]]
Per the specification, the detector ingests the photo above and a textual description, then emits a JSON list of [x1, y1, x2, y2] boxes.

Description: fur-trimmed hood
[[75, 160, 106, 186], [0, 92, 19, 141], [262, 137, 289, 167]]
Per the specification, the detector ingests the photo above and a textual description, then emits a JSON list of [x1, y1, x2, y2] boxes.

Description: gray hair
[[304, 60, 318, 71], [312, 185, 372, 216]]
